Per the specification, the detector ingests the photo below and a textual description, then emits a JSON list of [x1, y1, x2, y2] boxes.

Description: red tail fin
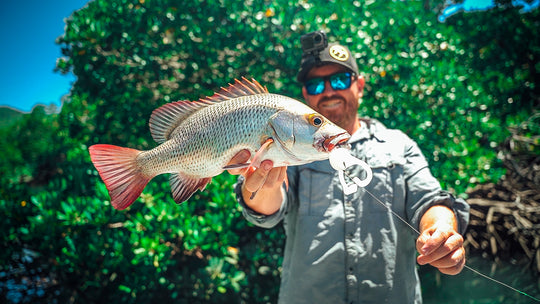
[[88, 144, 151, 210]]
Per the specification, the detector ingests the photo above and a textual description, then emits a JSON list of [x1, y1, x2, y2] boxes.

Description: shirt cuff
[[412, 190, 470, 235], [234, 175, 286, 228]]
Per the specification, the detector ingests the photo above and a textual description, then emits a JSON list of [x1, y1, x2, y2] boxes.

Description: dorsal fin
[[149, 77, 268, 143], [200, 77, 268, 103], [149, 99, 212, 143]]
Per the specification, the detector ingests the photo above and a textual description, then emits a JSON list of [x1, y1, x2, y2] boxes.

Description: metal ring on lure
[[329, 148, 373, 194]]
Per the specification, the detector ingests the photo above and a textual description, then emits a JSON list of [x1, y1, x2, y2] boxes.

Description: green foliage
[[1, 0, 538, 303], [0, 106, 25, 128], [10, 173, 282, 303], [0, 107, 60, 187], [348, 1, 538, 193]]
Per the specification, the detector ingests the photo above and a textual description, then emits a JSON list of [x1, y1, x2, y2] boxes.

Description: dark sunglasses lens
[[305, 73, 353, 95], [330, 73, 352, 90], [306, 78, 325, 95]]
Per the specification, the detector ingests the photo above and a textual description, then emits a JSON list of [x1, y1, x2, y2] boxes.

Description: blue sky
[[0, 0, 89, 112], [1, 0, 537, 113]]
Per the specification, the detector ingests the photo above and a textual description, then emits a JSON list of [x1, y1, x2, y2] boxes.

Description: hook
[[329, 148, 373, 195]]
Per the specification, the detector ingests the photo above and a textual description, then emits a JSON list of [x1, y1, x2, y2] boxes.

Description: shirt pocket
[[363, 153, 406, 214], [297, 164, 335, 216]]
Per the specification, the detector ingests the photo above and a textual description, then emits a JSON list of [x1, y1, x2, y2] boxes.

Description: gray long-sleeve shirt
[[236, 119, 470, 304]]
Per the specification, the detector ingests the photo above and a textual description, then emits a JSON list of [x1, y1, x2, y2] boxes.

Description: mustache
[[318, 95, 345, 106]]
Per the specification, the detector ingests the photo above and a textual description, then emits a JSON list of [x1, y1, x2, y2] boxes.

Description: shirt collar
[[347, 118, 386, 144], [348, 119, 370, 144]]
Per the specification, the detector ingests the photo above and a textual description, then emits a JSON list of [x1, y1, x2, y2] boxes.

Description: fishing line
[[337, 163, 540, 302]]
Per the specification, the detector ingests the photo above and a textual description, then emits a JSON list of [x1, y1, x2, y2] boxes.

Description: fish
[[88, 77, 350, 210]]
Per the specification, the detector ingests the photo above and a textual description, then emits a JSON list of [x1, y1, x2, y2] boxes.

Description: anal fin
[[170, 173, 212, 204]]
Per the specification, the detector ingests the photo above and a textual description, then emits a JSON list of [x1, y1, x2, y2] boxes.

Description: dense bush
[[1, 0, 538, 303], [17, 174, 281, 303]]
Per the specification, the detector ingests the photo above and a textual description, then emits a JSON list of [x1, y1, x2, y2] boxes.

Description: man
[[228, 31, 470, 304]]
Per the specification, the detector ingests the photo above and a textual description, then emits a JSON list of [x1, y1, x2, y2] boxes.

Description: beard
[[316, 96, 359, 131]]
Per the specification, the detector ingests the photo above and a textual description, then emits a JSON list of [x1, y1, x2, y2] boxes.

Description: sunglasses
[[304, 72, 355, 95]]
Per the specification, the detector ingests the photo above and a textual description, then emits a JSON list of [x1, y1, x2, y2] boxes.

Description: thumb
[[416, 228, 433, 255]]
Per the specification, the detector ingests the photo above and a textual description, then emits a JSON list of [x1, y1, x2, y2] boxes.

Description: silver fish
[[88, 77, 350, 209]]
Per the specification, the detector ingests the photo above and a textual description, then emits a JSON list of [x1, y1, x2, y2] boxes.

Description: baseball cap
[[297, 37, 359, 83]]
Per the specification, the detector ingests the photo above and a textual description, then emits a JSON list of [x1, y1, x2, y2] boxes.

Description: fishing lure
[[328, 147, 540, 302]]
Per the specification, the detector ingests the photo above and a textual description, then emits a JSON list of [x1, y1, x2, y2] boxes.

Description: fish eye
[[310, 115, 323, 127]]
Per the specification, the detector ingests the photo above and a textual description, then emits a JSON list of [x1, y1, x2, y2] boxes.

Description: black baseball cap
[[297, 42, 359, 83]]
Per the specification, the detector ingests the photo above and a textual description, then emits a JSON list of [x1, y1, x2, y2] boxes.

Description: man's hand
[[416, 205, 466, 275], [226, 149, 287, 215], [226, 149, 252, 175]]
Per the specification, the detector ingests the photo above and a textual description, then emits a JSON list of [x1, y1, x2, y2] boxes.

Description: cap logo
[[329, 45, 349, 61]]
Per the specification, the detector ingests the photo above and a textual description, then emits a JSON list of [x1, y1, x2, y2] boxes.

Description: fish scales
[[140, 95, 287, 177], [89, 77, 350, 209]]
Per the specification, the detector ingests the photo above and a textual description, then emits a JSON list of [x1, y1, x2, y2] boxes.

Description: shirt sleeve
[[234, 175, 288, 228], [402, 133, 470, 234]]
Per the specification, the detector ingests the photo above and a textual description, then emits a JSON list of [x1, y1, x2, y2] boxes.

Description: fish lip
[[320, 132, 351, 152]]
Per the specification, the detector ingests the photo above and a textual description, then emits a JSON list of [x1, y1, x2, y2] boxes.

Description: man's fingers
[[417, 233, 464, 266], [424, 247, 466, 275], [265, 166, 287, 187], [437, 255, 466, 275], [243, 160, 273, 193], [226, 150, 251, 175], [417, 233, 463, 263], [419, 244, 465, 267], [417, 224, 453, 256]]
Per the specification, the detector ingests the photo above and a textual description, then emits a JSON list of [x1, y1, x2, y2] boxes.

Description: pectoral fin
[[223, 138, 273, 171], [246, 138, 275, 200], [222, 163, 251, 170], [250, 138, 274, 168]]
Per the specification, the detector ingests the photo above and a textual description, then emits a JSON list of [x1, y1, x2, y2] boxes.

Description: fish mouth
[[321, 132, 351, 152]]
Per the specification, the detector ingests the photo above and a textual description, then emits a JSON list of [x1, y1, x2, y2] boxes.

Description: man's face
[[302, 64, 365, 134]]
